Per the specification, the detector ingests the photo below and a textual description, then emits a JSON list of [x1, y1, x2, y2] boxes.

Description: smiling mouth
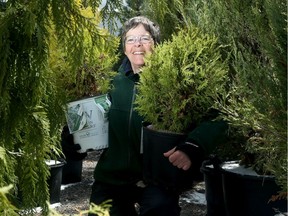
[[133, 51, 144, 55]]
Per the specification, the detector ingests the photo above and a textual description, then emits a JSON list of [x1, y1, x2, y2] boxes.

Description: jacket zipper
[[128, 86, 136, 137], [127, 85, 136, 171]]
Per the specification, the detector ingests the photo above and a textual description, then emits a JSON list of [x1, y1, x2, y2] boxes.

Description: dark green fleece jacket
[[94, 58, 228, 185], [94, 59, 144, 185]]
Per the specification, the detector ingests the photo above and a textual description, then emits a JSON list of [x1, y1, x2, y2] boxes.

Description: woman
[[89, 16, 188, 216], [89, 16, 226, 216]]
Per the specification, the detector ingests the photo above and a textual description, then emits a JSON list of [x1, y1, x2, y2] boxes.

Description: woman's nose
[[134, 41, 142, 46]]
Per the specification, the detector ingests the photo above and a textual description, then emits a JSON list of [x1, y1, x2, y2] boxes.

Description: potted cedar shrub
[[49, 12, 119, 184], [52, 42, 118, 184], [190, 1, 288, 215], [200, 1, 287, 215], [134, 25, 229, 192], [213, 71, 287, 216], [213, 40, 287, 216]]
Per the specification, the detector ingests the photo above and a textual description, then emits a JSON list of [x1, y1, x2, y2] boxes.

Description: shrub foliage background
[[0, 0, 286, 214], [0, 0, 120, 214]]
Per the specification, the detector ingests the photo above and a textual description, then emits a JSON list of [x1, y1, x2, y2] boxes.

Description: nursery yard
[[53, 151, 207, 216]]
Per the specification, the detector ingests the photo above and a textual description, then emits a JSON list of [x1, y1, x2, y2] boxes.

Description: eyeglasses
[[125, 35, 153, 44]]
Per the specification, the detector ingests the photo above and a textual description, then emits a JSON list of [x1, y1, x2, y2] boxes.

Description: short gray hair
[[121, 16, 160, 49]]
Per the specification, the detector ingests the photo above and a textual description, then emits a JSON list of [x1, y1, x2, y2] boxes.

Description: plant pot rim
[[45, 159, 66, 168], [221, 161, 275, 180]]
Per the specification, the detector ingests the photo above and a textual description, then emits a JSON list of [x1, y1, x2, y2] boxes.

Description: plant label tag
[[65, 94, 111, 152]]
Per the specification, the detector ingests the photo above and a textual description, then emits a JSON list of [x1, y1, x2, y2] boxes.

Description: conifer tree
[[190, 0, 287, 192], [0, 0, 120, 214]]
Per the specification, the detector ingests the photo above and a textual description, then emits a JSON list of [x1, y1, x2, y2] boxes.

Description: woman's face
[[124, 24, 154, 73]]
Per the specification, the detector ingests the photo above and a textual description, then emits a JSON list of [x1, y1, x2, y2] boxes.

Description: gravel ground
[[53, 151, 207, 216]]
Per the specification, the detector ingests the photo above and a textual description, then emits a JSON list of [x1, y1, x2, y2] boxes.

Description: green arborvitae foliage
[[0, 185, 18, 216], [144, 0, 287, 192], [181, 0, 287, 192], [129, 0, 287, 192], [0, 0, 119, 214], [49, 6, 119, 102], [143, 0, 200, 41], [0, 184, 111, 216], [135, 26, 228, 133]]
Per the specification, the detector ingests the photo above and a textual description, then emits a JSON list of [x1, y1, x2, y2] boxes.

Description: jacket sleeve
[[176, 120, 228, 165], [61, 125, 88, 161]]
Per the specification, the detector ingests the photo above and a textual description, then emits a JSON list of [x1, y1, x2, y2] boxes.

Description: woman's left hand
[[163, 147, 191, 171]]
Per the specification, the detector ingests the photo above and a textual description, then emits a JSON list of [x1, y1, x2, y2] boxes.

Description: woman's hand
[[163, 147, 191, 170]]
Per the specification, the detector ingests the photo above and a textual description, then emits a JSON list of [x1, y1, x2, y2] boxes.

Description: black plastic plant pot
[[47, 160, 65, 204], [142, 126, 194, 192], [62, 159, 83, 184], [200, 159, 226, 216], [221, 161, 287, 216]]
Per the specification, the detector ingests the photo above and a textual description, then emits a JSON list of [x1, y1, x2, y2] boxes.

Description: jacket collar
[[119, 57, 139, 82]]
